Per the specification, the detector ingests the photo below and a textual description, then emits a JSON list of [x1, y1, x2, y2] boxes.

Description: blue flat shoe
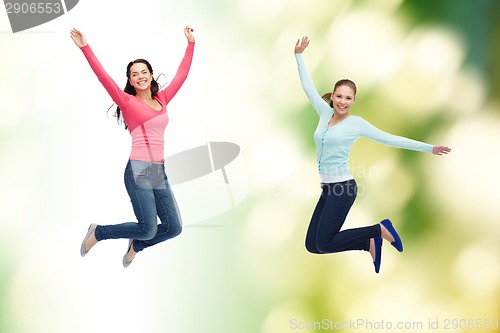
[[373, 237, 383, 273], [380, 219, 403, 252]]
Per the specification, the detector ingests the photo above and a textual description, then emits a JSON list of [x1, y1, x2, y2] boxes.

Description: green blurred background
[[1, 0, 499, 332]]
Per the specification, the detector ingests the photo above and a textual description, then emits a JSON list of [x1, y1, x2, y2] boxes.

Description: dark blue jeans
[[94, 160, 182, 252], [305, 180, 381, 253]]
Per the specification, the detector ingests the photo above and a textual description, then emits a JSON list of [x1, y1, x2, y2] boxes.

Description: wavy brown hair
[[113, 59, 160, 129]]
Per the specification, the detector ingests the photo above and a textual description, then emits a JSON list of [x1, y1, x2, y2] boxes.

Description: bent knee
[[314, 239, 329, 254], [305, 242, 322, 254], [172, 224, 182, 238], [136, 224, 157, 240]]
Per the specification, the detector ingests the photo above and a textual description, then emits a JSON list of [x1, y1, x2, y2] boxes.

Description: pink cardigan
[[80, 41, 195, 161]]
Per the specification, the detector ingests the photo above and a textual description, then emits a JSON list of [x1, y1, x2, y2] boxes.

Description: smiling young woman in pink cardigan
[[71, 26, 195, 267]]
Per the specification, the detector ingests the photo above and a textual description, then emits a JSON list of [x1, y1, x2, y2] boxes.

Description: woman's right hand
[[70, 28, 88, 47], [184, 25, 195, 42], [295, 36, 310, 54]]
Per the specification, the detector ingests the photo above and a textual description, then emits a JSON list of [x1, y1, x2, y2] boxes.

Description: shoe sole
[[374, 237, 383, 273]]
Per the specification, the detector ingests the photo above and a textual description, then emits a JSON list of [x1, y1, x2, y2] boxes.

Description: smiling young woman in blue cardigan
[[294, 36, 451, 273]]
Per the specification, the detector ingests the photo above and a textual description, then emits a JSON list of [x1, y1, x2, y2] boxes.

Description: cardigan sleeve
[[357, 117, 433, 153], [157, 41, 195, 105], [80, 44, 130, 109], [295, 53, 333, 117]]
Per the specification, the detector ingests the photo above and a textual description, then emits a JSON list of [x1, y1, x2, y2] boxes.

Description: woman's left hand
[[70, 28, 88, 47], [184, 25, 195, 42], [432, 145, 452, 155]]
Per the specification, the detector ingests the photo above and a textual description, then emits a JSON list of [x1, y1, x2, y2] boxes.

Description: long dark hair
[[322, 79, 357, 108], [113, 59, 160, 129]]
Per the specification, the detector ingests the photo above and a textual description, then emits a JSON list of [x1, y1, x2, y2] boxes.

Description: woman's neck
[[135, 90, 152, 102], [333, 112, 350, 121]]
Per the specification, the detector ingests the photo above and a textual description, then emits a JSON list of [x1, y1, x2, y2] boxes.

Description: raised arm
[[357, 117, 435, 153], [159, 25, 195, 104], [295, 36, 332, 116], [70, 28, 129, 108]]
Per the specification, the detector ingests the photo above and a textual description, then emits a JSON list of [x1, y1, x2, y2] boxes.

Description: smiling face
[[331, 85, 355, 115], [129, 62, 153, 92]]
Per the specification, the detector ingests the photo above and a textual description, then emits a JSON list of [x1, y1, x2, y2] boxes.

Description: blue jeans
[[305, 180, 381, 253], [94, 160, 182, 252]]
